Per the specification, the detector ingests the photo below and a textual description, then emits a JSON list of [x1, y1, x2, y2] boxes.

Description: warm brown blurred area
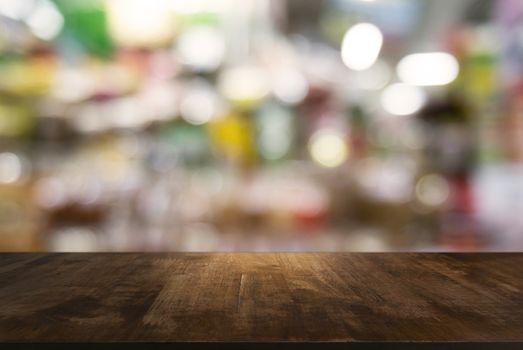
[[0, 0, 522, 252]]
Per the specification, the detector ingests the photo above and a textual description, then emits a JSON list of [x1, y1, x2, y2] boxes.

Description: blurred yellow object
[[208, 112, 257, 165], [0, 57, 55, 95], [0, 103, 34, 137], [463, 54, 496, 100]]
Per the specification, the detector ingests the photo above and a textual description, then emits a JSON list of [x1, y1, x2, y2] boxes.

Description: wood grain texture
[[0, 253, 522, 343]]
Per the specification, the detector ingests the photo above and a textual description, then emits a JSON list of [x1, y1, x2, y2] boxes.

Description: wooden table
[[1, 253, 522, 349]]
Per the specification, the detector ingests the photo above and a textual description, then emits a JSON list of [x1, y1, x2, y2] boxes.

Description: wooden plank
[[0, 253, 522, 344]]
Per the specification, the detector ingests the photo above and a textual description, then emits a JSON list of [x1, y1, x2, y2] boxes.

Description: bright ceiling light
[[381, 83, 426, 116], [341, 23, 383, 71], [309, 130, 348, 168], [397, 52, 459, 86]]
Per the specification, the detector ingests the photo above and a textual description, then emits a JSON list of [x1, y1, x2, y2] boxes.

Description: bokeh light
[[0, 153, 23, 184], [0, 0, 522, 253], [341, 23, 383, 71], [397, 52, 459, 86], [415, 174, 450, 207], [381, 83, 427, 116], [309, 130, 348, 168]]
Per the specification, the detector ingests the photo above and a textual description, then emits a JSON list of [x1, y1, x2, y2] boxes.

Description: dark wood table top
[[1, 253, 522, 347]]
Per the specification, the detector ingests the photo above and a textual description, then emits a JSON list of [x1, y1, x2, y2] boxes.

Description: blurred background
[[0, 0, 522, 252]]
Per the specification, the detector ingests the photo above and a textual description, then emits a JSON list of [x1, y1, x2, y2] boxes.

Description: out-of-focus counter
[[1, 253, 522, 349]]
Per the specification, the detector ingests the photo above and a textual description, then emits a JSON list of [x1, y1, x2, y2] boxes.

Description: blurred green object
[[161, 121, 212, 166], [255, 103, 295, 162], [0, 101, 34, 137], [53, 0, 114, 58]]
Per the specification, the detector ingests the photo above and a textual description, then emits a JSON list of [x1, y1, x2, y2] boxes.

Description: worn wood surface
[[0, 253, 522, 343]]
